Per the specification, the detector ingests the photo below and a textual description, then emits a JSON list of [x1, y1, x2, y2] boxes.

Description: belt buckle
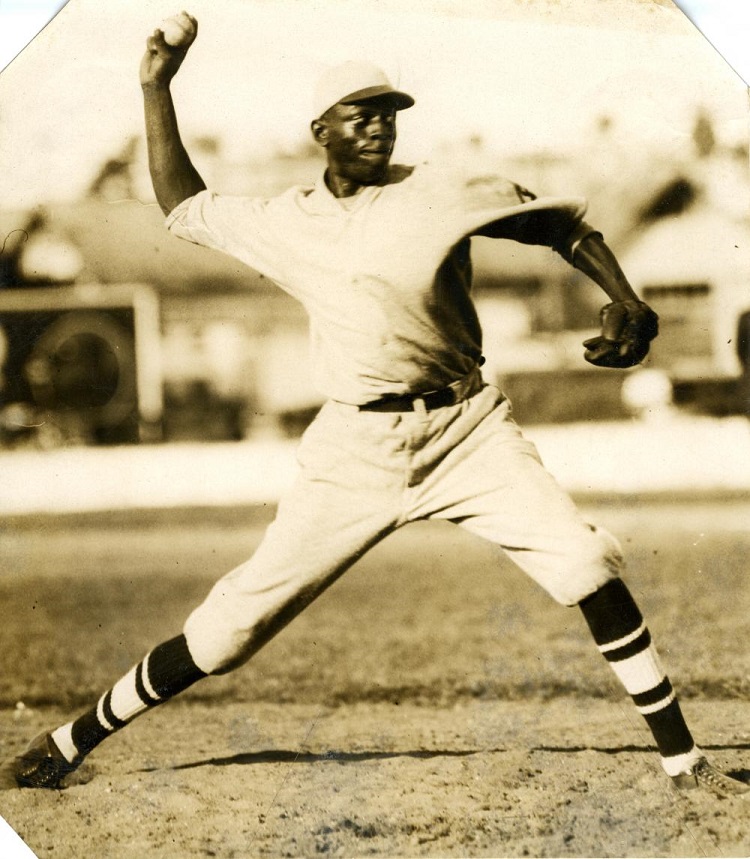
[[419, 386, 456, 411], [359, 383, 459, 413]]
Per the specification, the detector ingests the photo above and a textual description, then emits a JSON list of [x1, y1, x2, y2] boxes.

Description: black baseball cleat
[[0, 732, 81, 790], [671, 756, 750, 798]]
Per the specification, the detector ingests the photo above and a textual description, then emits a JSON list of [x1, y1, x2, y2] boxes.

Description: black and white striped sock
[[51, 634, 206, 764], [579, 579, 700, 777]]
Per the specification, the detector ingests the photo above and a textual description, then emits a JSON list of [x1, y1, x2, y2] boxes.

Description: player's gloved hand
[[582, 300, 659, 369]]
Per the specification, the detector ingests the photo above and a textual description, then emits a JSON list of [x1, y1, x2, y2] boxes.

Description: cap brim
[[340, 84, 415, 111]]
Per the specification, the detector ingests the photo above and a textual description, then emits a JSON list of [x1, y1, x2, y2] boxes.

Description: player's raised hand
[[140, 12, 198, 88]]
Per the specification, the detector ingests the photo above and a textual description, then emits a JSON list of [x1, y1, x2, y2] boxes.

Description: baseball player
[[2, 15, 747, 799]]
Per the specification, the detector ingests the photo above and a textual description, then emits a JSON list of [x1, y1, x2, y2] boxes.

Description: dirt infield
[[1, 501, 749, 857], [2, 700, 750, 858]]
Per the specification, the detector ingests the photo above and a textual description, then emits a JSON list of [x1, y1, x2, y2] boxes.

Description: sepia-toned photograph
[[1, 1, 748, 856]]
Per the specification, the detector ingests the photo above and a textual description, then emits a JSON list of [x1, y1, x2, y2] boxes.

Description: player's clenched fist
[[140, 11, 198, 88]]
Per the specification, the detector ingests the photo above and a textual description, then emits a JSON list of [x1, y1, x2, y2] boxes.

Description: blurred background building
[[1, 0, 748, 450], [1, 105, 747, 449]]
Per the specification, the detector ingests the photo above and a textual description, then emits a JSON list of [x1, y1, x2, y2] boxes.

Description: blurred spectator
[[1, 209, 83, 288]]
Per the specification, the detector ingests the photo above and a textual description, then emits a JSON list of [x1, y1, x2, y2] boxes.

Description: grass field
[[1, 500, 749, 857]]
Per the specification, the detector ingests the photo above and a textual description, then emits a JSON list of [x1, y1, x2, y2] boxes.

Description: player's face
[[313, 102, 397, 189]]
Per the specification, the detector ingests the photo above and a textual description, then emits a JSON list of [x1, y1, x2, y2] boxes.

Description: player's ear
[[311, 118, 329, 148]]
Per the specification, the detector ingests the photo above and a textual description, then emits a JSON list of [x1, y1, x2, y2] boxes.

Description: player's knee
[[182, 624, 263, 675], [549, 525, 625, 606], [182, 606, 263, 674], [182, 585, 298, 674]]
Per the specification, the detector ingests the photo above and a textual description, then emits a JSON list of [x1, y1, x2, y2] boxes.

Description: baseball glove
[[582, 300, 659, 369]]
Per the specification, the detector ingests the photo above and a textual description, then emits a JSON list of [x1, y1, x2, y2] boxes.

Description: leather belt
[[358, 385, 459, 413]]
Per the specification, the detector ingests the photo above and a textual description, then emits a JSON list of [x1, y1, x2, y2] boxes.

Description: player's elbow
[[154, 180, 206, 217]]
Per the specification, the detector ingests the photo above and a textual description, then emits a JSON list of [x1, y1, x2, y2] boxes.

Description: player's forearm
[[571, 233, 641, 303], [142, 82, 206, 215]]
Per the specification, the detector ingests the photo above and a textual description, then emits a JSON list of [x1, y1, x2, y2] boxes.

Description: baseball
[[161, 11, 195, 47]]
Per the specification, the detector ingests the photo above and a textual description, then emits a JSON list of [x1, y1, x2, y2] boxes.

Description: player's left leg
[[577, 578, 697, 773], [575, 577, 745, 794], [408, 385, 748, 795], [576, 575, 747, 795]]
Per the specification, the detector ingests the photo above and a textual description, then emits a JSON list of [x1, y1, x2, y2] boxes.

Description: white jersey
[[167, 161, 595, 404]]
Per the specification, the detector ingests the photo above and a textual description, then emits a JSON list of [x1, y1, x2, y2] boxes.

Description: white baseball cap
[[313, 61, 415, 119]]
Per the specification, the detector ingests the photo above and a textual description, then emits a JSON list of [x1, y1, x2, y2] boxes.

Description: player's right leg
[[0, 634, 206, 790], [1, 400, 404, 790]]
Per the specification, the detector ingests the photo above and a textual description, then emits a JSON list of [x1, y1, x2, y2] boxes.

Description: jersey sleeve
[[165, 190, 288, 284], [455, 171, 601, 263]]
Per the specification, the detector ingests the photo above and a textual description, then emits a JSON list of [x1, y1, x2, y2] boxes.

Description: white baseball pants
[[184, 377, 623, 674]]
